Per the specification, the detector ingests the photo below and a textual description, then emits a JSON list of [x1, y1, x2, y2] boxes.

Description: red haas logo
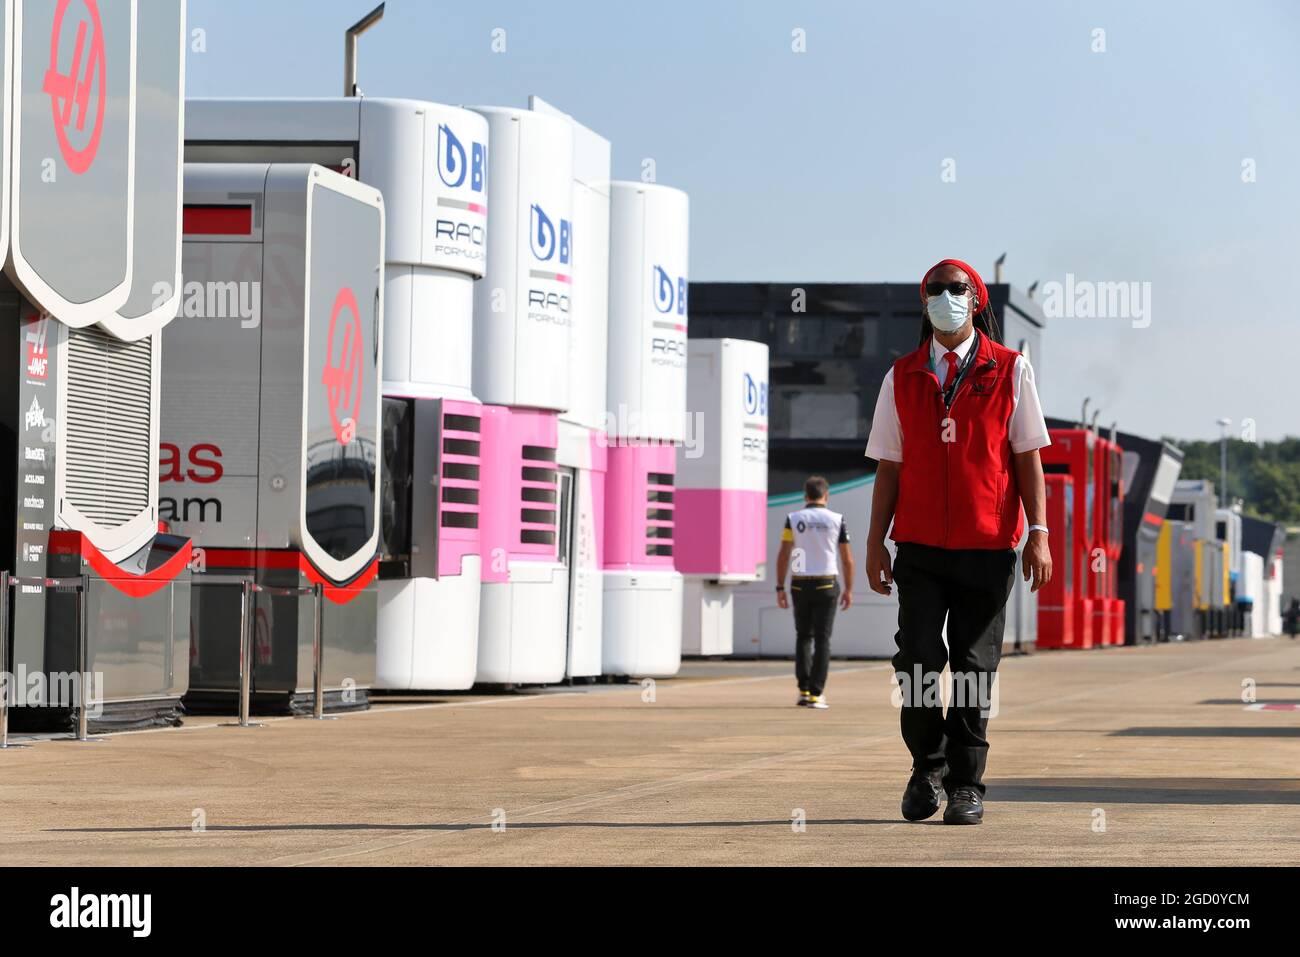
[[322, 287, 364, 445], [24, 315, 49, 380], [43, 0, 108, 175]]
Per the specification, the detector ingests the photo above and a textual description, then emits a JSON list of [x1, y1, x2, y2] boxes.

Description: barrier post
[[0, 573, 27, 750], [299, 583, 336, 720], [239, 580, 253, 726], [234, 580, 264, 728], [74, 574, 100, 744]]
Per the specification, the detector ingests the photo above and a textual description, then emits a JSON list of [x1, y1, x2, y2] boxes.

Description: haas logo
[[653, 265, 687, 316], [437, 123, 486, 192], [321, 287, 365, 445], [43, 0, 108, 175], [24, 314, 51, 380], [530, 204, 571, 265]]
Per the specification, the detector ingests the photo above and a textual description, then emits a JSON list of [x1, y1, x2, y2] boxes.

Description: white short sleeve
[[1009, 355, 1051, 454], [864, 368, 903, 462]]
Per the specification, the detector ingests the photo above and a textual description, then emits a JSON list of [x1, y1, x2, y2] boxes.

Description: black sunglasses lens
[[926, 281, 969, 297]]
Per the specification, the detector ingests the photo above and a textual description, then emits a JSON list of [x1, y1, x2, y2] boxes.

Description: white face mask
[[926, 291, 971, 333]]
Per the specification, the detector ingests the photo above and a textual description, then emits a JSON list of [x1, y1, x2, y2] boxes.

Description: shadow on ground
[[986, 776, 1300, 804]]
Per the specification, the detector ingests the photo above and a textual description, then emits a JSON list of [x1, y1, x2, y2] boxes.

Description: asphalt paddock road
[[0, 638, 1297, 866]]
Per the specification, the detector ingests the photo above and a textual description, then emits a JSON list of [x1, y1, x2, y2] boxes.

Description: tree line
[[1168, 437, 1300, 527]]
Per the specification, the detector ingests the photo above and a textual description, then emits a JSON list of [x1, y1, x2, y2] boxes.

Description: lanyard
[[930, 331, 980, 402]]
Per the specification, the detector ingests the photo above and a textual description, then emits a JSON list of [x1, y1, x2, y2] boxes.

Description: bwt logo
[[530, 204, 571, 264], [437, 124, 486, 193], [653, 265, 687, 315], [743, 373, 768, 416]]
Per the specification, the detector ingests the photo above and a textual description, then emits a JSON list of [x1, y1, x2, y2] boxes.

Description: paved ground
[[0, 637, 1297, 866]]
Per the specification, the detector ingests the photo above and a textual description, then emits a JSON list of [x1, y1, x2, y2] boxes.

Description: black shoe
[[900, 767, 944, 822], [943, 787, 984, 825]]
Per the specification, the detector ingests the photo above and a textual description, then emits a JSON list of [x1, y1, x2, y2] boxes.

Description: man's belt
[[792, 575, 838, 588]]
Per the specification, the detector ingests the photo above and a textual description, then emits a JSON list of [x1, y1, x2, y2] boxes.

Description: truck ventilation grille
[[519, 443, 557, 547], [63, 328, 153, 530], [646, 470, 674, 556], [440, 410, 481, 531]]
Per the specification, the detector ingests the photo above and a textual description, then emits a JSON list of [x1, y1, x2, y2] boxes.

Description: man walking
[[865, 258, 1052, 825], [776, 476, 854, 710]]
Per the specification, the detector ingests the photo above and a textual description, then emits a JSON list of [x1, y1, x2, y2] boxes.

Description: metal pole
[[75, 574, 99, 743], [216, 579, 264, 729], [238, 581, 265, 728], [0, 572, 8, 748], [312, 582, 328, 719], [343, 3, 385, 96], [1220, 428, 1228, 508], [0, 573, 23, 749], [297, 583, 337, 721], [239, 580, 252, 726]]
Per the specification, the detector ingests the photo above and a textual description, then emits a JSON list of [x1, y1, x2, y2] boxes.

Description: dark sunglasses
[[925, 281, 971, 297]]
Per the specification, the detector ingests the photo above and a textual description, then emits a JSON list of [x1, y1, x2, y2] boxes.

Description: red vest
[[890, 333, 1024, 550]]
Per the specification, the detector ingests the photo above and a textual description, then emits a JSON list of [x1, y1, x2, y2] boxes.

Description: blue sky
[[186, 0, 1299, 441]]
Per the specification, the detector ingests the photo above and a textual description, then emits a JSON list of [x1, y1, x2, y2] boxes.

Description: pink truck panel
[[589, 431, 608, 569], [479, 405, 560, 583], [603, 443, 676, 571], [673, 488, 766, 577]]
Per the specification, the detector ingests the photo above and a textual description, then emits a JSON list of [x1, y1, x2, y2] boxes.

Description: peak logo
[[530, 204, 571, 265], [437, 124, 487, 193], [743, 373, 768, 416], [653, 265, 687, 316]]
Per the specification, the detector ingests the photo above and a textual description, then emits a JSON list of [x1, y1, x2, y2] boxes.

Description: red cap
[[921, 258, 988, 313]]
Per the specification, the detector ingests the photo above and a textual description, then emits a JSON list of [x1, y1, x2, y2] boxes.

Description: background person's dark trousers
[[792, 577, 839, 696], [890, 543, 1015, 795]]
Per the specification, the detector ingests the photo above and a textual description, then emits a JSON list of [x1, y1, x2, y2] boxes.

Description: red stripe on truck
[[183, 204, 253, 236]]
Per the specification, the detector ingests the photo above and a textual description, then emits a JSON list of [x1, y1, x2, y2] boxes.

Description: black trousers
[[792, 577, 839, 696], [890, 542, 1015, 795]]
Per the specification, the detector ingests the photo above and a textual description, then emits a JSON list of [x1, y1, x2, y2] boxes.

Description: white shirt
[[864, 333, 1050, 462], [782, 505, 848, 577]]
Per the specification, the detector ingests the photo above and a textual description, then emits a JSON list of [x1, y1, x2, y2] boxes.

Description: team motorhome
[[468, 105, 573, 684], [184, 96, 489, 692], [2, 0, 190, 732], [677, 338, 770, 656], [601, 182, 690, 676], [159, 163, 384, 714]]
